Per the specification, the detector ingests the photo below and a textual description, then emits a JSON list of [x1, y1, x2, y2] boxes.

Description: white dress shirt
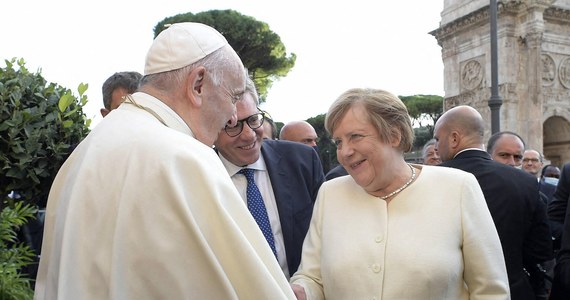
[[219, 153, 291, 278]]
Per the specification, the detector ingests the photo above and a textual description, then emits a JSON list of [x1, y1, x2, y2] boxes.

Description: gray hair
[[244, 76, 259, 105], [422, 139, 437, 159]]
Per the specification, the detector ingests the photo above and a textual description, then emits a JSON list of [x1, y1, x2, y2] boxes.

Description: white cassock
[[34, 92, 295, 299]]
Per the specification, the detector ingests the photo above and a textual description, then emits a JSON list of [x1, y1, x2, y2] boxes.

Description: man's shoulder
[[262, 139, 315, 155], [261, 140, 323, 177], [443, 153, 537, 184], [562, 162, 570, 174], [264, 139, 312, 149]]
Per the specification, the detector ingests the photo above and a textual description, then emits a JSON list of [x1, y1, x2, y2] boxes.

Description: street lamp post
[[489, 0, 503, 134]]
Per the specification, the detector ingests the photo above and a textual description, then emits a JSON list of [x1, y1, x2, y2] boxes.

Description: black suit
[[550, 163, 570, 298], [548, 163, 570, 245], [550, 199, 570, 298], [440, 150, 553, 300], [260, 140, 324, 274], [324, 164, 348, 181], [539, 180, 556, 206]]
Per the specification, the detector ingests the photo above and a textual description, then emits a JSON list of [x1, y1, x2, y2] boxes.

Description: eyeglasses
[[522, 158, 540, 163], [259, 109, 273, 121], [224, 112, 265, 137]]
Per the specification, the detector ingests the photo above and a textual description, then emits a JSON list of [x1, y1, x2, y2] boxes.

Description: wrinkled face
[[203, 67, 245, 137], [332, 105, 399, 193], [214, 93, 263, 166], [433, 122, 453, 162], [423, 145, 441, 166], [491, 135, 524, 167], [522, 150, 542, 176]]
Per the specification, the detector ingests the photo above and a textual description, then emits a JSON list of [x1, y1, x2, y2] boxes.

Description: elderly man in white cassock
[[34, 22, 295, 299]]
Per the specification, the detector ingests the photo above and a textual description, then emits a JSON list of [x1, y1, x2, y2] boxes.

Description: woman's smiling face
[[333, 104, 400, 193]]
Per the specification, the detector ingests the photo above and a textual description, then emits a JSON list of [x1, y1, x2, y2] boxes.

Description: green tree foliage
[[0, 58, 91, 209], [153, 9, 296, 102], [0, 57, 91, 298], [0, 202, 36, 300], [399, 94, 443, 148]]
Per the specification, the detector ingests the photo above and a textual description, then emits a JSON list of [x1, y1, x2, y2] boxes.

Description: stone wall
[[431, 0, 570, 165]]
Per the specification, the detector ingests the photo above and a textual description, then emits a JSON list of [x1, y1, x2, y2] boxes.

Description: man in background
[[100, 71, 142, 117], [549, 162, 570, 256], [434, 105, 552, 300], [522, 149, 544, 179], [487, 131, 525, 168], [487, 135, 555, 299], [421, 138, 441, 165], [550, 162, 570, 298], [260, 110, 277, 140], [215, 78, 324, 278], [280, 120, 318, 147]]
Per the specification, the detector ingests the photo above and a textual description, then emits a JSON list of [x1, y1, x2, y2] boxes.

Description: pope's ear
[[187, 67, 206, 107]]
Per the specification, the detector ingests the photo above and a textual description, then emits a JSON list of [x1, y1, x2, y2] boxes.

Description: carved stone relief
[[559, 56, 570, 89], [542, 54, 556, 86], [461, 59, 484, 91]]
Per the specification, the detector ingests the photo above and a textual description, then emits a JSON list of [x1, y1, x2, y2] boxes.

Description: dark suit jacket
[[440, 150, 553, 300], [550, 200, 570, 299], [324, 164, 348, 181], [550, 163, 570, 298], [539, 179, 556, 205], [548, 163, 570, 243], [261, 140, 324, 274]]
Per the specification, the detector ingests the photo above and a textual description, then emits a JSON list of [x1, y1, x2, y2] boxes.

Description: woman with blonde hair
[[290, 88, 509, 299]]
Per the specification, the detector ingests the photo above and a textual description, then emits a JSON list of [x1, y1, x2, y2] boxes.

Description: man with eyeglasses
[[34, 23, 296, 299], [523, 149, 544, 179], [522, 149, 556, 201], [214, 77, 325, 278]]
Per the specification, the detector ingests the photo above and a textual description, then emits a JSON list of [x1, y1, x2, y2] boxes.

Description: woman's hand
[[291, 283, 307, 300]]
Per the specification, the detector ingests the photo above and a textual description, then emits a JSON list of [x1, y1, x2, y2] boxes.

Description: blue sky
[[2, 0, 444, 127]]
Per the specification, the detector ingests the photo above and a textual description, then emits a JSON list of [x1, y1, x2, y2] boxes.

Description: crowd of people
[[28, 21, 570, 299]]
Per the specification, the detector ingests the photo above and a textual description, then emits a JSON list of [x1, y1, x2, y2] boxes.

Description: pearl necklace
[[380, 164, 416, 200]]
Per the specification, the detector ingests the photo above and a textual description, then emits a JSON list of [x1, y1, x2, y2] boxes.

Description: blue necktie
[[238, 168, 277, 258]]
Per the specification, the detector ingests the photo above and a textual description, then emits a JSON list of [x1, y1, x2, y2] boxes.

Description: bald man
[[434, 105, 552, 300], [279, 120, 318, 147]]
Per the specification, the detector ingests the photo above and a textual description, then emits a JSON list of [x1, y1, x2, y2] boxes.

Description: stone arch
[[543, 116, 570, 167]]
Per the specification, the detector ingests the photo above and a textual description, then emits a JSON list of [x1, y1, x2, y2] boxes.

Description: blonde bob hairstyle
[[325, 88, 415, 153]]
